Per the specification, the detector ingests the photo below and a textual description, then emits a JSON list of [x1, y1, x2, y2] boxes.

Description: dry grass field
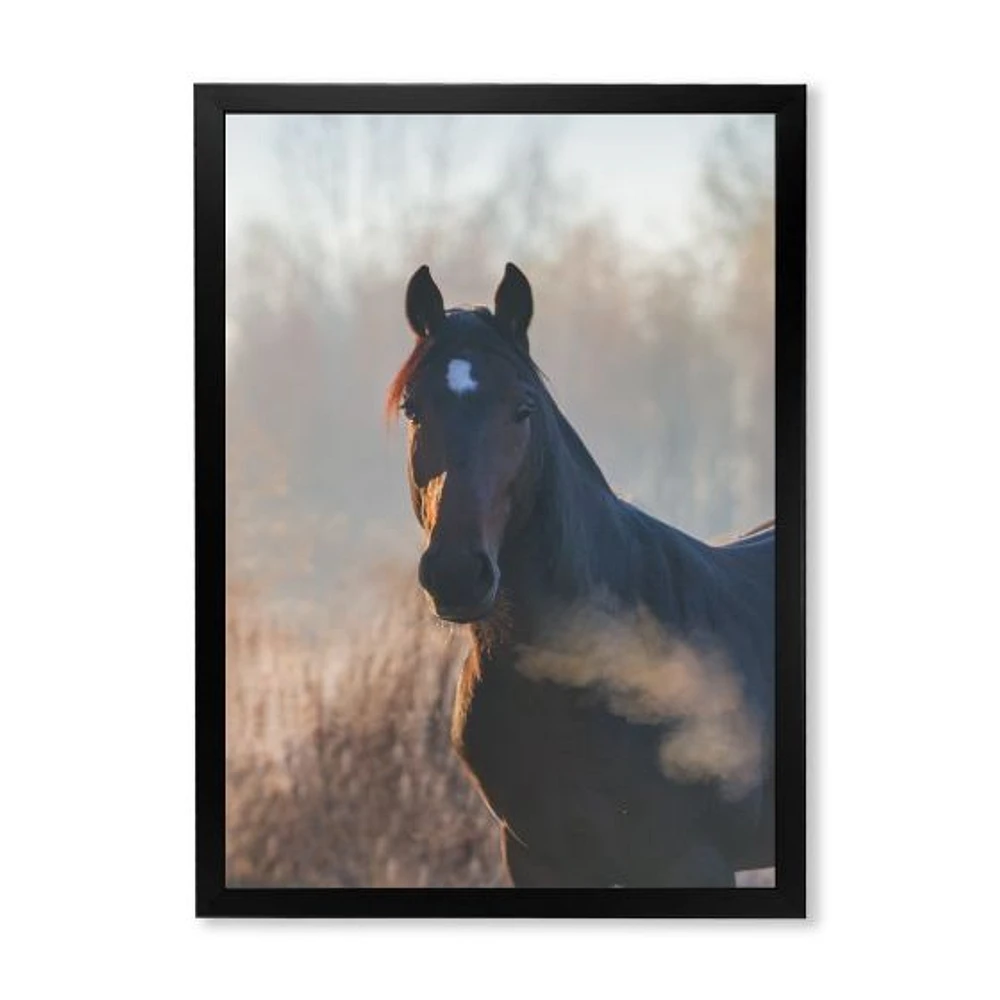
[[226, 572, 505, 887]]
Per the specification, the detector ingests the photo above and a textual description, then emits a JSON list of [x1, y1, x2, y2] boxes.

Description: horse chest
[[452, 654, 667, 863]]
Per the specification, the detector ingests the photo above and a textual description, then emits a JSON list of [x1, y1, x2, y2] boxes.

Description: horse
[[387, 262, 775, 887]]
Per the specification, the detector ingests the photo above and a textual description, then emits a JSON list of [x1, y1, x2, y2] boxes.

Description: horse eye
[[514, 399, 535, 423], [402, 398, 420, 423]]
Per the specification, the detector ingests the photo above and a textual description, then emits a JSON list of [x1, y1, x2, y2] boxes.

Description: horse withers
[[388, 263, 775, 887]]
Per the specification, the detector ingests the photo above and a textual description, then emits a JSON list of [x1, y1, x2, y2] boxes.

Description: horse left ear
[[405, 264, 445, 338], [494, 262, 533, 352]]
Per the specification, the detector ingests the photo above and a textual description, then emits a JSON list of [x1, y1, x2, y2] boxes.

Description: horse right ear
[[494, 262, 533, 353], [405, 265, 445, 338]]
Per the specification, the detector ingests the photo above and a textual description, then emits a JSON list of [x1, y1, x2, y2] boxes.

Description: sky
[[226, 113, 773, 255]]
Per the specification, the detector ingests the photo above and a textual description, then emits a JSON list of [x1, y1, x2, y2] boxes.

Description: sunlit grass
[[225, 571, 505, 887]]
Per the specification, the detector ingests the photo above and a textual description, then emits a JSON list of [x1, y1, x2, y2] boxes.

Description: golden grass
[[225, 571, 505, 887]]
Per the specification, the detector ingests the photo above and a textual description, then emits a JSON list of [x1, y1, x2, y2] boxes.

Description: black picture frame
[[196, 83, 806, 918]]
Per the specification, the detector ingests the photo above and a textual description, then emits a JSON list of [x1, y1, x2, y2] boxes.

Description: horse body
[[391, 264, 775, 886], [453, 484, 774, 886]]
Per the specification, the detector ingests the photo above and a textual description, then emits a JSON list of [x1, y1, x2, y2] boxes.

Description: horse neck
[[475, 411, 635, 646], [477, 403, 715, 654]]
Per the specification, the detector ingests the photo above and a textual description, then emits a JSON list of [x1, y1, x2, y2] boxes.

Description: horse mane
[[527, 371, 760, 627]]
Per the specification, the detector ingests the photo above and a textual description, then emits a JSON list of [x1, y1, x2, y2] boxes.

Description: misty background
[[224, 114, 775, 887]]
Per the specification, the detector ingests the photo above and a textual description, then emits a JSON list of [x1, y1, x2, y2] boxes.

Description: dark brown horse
[[388, 263, 774, 886]]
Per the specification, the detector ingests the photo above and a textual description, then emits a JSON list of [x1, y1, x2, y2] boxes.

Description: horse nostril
[[418, 550, 438, 593]]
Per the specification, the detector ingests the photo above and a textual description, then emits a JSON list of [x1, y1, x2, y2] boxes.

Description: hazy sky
[[227, 114, 773, 254]]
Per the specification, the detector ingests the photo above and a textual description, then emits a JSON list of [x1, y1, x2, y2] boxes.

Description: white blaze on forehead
[[446, 358, 478, 395]]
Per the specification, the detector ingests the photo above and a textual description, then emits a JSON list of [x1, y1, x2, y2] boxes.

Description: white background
[[2, 2, 998, 997]]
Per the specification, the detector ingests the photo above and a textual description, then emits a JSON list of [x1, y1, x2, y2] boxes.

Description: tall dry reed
[[225, 570, 505, 887]]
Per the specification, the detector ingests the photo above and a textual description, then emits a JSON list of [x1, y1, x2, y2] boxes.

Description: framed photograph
[[196, 84, 806, 917]]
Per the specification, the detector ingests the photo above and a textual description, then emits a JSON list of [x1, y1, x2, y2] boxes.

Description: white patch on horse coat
[[446, 358, 478, 395]]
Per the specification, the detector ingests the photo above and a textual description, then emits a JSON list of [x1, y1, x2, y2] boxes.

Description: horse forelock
[[385, 307, 543, 421]]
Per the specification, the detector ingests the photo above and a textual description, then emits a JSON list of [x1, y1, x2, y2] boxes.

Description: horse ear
[[494, 262, 533, 352], [405, 265, 445, 338]]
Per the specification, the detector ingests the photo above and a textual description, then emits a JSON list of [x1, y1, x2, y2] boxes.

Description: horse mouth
[[430, 588, 498, 624]]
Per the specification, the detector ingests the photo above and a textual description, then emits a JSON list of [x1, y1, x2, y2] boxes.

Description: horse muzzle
[[418, 546, 500, 623]]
